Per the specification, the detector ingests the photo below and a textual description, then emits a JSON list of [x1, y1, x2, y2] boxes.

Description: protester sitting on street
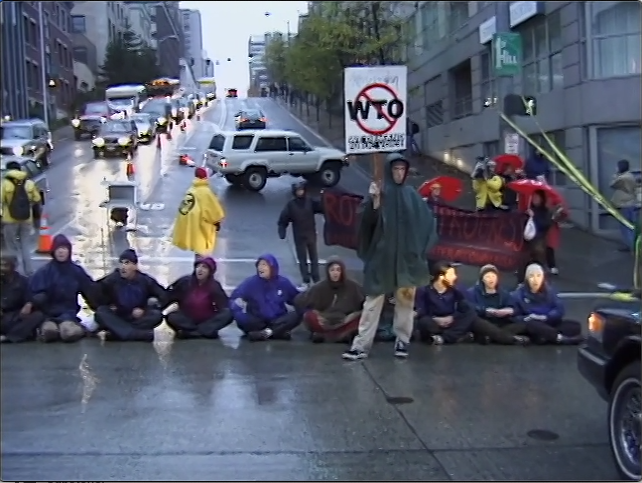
[[466, 264, 530, 345], [295, 256, 363, 343], [230, 254, 301, 341], [414, 261, 476, 344], [0, 255, 46, 343], [165, 256, 233, 339], [94, 249, 166, 342], [511, 263, 583, 345], [278, 181, 323, 288], [415, 261, 528, 345], [472, 159, 504, 211], [29, 235, 93, 343]]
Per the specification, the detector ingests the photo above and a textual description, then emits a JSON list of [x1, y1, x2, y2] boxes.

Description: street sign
[[492, 33, 522, 77], [344, 65, 407, 155], [504, 133, 520, 155]]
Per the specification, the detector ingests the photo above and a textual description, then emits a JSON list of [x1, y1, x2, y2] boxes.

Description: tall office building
[[147, 1, 184, 79], [1, 2, 29, 119], [20, 2, 75, 119], [181, 9, 204, 79], [124, 2, 155, 48], [71, 2, 131, 68], [248, 34, 267, 88], [404, 1, 640, 234]]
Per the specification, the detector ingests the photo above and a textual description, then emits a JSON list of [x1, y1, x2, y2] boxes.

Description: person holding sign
[[342, 153, 439, 361]]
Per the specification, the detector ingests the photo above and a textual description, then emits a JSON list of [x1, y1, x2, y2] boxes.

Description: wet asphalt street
[[1, 98, 621, 481]]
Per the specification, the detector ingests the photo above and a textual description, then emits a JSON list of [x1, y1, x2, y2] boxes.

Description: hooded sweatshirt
[[466, 268, 513, 318], [97, 260, 167, 317], [229, 254, 299, 323], [1, 257, 30, 313], [1, 169, 42, 223], [167, 257, 229, 322], [29, 234, 94, 321], [510, 283, 565, 323], [294, 257, 364, 323], [415, 283, 469, 318], [524, 151, 550, 181], [277, 182, 323, 242]]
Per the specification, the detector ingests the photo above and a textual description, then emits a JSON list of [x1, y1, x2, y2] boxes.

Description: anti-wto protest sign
[[321, 188, 529, 271], [344, 66, 407, 155]]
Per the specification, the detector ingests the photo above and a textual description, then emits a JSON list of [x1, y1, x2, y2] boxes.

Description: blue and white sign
[[509, 1, 544, 28]]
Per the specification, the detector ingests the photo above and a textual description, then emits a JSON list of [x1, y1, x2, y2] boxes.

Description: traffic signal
[[504, 94, 537, 116]]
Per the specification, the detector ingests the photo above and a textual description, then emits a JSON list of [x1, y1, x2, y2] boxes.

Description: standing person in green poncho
[[342, 153, 439, 361]]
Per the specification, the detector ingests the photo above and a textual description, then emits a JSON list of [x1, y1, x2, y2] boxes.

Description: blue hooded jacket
[[524, 150, 550, 180], [466, 283, 513, 317], [230, 254, 299, 324], [510, 283, 565, 323], [29, 234, 94, 321]]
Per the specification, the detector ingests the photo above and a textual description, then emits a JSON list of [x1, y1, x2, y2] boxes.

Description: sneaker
[[273, 331, 292, 341], [431, 335, 445, 345], [557, 334, 585, 345], [342, 348, 368, 361], [549, 267, 559, 275], [248, 329, 272, 341], [513, 335, 530, 346], [394, 340, 409, 358]]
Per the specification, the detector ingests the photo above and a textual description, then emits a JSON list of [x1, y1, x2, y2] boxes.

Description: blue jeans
[[619, 206, 638, 249]]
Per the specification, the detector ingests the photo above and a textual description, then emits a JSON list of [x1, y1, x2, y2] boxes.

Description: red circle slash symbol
[[354, 83, 402, 136]]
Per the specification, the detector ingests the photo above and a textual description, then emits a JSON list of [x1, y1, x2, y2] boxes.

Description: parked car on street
[[578, 289, 641, 481]]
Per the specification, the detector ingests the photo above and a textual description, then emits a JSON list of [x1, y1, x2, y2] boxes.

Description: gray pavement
[[1, 98, 621, 481]]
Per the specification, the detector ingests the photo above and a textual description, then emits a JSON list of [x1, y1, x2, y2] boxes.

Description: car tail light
[[587, 312, 604, 340], [219, 158, 228, 167], [240, 118, 248, 123], [260, 117, 267, 122]]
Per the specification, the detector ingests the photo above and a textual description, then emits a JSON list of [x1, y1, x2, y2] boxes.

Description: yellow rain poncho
[[171, 178, 225, 256]]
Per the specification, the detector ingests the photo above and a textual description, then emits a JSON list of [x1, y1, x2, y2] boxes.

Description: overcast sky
[[180, 1, 308, 94]]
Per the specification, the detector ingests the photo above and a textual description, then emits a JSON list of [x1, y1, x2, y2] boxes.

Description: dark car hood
[[100, 132, 130, 139]]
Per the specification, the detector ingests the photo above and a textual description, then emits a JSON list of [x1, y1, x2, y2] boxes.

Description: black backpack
[[7, 178, 32, 221]]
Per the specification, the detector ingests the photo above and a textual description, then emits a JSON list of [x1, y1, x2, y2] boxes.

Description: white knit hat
[[524, 263, 545, 279]]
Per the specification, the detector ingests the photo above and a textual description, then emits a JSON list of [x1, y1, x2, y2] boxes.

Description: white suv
[[203, 129, 348, 191]]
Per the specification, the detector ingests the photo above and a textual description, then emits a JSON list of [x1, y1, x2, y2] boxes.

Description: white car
[[203, 129, 348, 191]]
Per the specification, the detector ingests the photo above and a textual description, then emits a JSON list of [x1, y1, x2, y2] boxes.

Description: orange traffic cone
[[179, 154, 195, 166], [35, 214, 53, 254], [125, 155, 135, 177]]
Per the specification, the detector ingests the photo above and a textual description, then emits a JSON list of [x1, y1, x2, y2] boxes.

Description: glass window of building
[[519, 10, 563, 94], [588, 1, 641, 78]]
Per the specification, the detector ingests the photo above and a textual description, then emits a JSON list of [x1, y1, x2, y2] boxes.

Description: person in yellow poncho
[[471, 158, 504, 210], [172, 168, 225, 256]]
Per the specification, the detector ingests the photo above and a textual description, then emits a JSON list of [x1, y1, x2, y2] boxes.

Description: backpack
[[7, 177, 32, 221]]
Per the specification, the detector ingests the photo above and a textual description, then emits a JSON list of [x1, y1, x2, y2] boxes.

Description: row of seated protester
[[0, 234, 584, 349]]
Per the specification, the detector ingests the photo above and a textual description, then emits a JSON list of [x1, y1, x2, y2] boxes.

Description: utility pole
[[493, 4, 523, 159], [38, 2, 50, 126]]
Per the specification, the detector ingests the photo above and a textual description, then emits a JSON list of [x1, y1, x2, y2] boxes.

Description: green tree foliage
[[264, 2, 410, 102], [99, 25, 161, 86], [264, 34, 288, 85]]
